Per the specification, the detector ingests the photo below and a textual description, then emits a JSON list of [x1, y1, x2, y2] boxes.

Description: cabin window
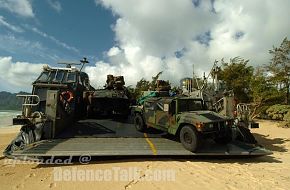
[[37, 72, 49, 82], [66, 72, 76, 82], [178, 99, 204, 112], [54, 71, 65, 83], [48, 71, 56, 82]]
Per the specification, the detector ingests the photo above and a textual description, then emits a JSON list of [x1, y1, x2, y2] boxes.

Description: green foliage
[[283, 111, 290, 122], [267, 37, 290, 104], [218, 57, 253, 102], [266, 104, 290, 128], [266, 104, 290, 120], [249, 68, 285, 118], [133, 72, 163, 99], [134, 78, 150, 99]]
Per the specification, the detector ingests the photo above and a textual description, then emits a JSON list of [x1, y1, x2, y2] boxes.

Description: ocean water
[[0, 110, 22, 127]]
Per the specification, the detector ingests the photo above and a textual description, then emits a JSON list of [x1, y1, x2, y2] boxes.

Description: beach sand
[[0, 120, 289, 190]]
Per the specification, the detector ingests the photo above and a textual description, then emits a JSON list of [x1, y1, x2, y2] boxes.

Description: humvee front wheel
[[134, 114, 146, 132], [180, 125, 200, 152]]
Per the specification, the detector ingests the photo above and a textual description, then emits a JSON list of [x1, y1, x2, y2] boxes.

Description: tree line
[[216, 37, 289, 118], [130, 37, 290, 119]]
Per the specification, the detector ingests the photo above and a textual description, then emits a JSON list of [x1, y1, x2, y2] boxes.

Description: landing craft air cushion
[[3, 58, 271, 159]]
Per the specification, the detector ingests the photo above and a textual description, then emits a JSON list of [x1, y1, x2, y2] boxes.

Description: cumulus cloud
[[47, 0, 62, 13], [208, 0, 290, 64], [0, 57, 44, 92], [1, 0, 289, 92], [0, 0, 34, 17], [87, 0, 290, 88], [107, 46, 121, 57]]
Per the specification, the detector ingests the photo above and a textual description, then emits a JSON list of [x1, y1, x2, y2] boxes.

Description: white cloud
[[107, 46, 121, 57], [208, 0, 290, 64], [1, 0, 289, 92], [0, 16, 24, 33], [99, 0, 215, 57], [0, 0, 34, 17], [47, 0, 62, 13], [90, 0, 290, 88], [0, 56, 44, 91]]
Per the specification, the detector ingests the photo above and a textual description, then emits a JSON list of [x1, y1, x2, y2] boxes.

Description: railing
[[17, 95, 40, 106], [236, 103, 251, 115], [17, 95, 40, 118]]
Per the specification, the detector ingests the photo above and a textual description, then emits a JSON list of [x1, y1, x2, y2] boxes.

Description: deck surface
[[11, 118, 272, 157]]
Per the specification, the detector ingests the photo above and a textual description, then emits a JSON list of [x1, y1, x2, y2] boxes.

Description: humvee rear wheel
[[134, 114, 146, 132], [180, 125, 200, 152]]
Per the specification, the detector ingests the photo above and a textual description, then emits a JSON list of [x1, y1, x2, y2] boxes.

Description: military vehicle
[[133, 96, 233, 152], [85, 74, 131, 117], [3, 58, 271, 159], [184, 61, 259, 144], [4, 58, 93, 154]]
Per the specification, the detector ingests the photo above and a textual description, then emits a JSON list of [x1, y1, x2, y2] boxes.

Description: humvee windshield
[[177, 99, 204, 112]]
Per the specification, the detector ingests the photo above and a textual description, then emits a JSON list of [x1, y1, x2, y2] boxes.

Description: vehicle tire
[[134, 114, 146, 132], [180, 125, 200, 152]]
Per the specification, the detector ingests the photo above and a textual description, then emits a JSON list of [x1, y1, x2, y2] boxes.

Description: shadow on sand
[[31, 153, 281, 169], [253, 133, 289, 153]]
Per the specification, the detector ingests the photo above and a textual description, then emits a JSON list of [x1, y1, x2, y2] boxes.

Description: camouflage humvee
[[133, 96, 233, 152]]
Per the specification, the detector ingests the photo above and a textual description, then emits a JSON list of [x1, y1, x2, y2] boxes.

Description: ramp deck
[[10, 118, 272, 157]]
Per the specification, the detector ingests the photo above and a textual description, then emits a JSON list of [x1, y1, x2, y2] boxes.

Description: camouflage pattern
[[134, 97, 233, 136]]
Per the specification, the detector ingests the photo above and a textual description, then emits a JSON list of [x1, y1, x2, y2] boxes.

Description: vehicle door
[[155, 102, 170, 129], [143, 100, 156, 126]]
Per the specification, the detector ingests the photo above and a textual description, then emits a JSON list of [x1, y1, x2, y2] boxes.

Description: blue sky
[[0, 0, 289, 92], [0, 0, 115, 65]]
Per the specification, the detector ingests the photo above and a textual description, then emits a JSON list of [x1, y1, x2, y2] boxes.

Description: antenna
[[57, 57, 89, 71], [80, 57, 89, 71], [58, 61, 80, 68]]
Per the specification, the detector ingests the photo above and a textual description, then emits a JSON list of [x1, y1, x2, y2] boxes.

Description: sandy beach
[[0, 120, 289, 190]]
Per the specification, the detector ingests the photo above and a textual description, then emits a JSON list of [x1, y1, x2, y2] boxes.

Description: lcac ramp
[[9, 118, 272, 157], [10, 137, 271, 157]]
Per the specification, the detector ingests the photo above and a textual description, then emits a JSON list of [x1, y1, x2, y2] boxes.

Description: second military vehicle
[[85, 74, 131, 117]]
